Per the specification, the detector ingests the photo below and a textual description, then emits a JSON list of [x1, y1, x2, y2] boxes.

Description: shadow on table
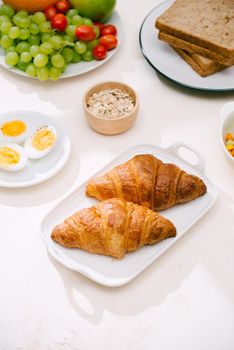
[[0, 150, 80, 207], [49, 188, 234, 325]]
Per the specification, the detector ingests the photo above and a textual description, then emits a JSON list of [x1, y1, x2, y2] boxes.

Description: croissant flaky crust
[[51, 198, 176, 259], [86, 154, 207, 211]]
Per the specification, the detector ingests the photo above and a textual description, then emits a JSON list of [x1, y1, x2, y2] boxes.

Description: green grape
[[34, 53, 48, 67], [19, 28, 30, 40], [40, 42, 53, 55], [93, 26, 100, 38], [30, 45, 40, 57], [60, 65, 66, 73], [39, 21, 51, 33], [28, 34, 40, 46], [12, 14, 21, 26], [0, 4, 15, 18], [74, 41, 87, 54], [17, 10, 28, 17], [6, 46, 17, 53], [20, 51, 32, 63], [0, 21, 12, 34], [30, 22, 39, 35], [17, 60, 28, 71], [26, 63, 37, 77], [82, 50, 93, 61], [5, 51, 19, 66], [41, 33, 51, 43], [83, 18, 93, 26], [18, 17, 30, 29], [33, 12, 46, 25], [16, 41, 30, 53], [49, 35, 64, 50], [65, 25, 76, 37], [63, 34, 74, 43], [0, 15, 10, 25], [87, 39, 99, 50], [49, 66, 61, 80], [66, 9, 77, 18], [51, 53, 65, 68], [66, 17, 73, 25], [0, 35, 13, 49], [8, 26, 20, 39], [72, 50, 81, 63], [72, 15, 83, 26], [61, 47, 73, 63], [37, 66, 49, 81]]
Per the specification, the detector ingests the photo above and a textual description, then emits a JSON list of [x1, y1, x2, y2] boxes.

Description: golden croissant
[[86, 154, 207, 211], [51, 198, 176, 259]]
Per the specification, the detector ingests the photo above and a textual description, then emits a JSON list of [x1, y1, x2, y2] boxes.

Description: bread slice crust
[[156, 0, 234, 60]]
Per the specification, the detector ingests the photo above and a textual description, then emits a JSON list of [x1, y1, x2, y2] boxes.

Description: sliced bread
[[156, 0, 234, 61], [158, 31, 233, 65], [171, 46, 226, 77]]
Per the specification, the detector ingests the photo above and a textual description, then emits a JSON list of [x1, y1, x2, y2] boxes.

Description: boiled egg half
[[0, 143, 28, 172], [0, 119, 29, 144], [25, 125, 57, 159]]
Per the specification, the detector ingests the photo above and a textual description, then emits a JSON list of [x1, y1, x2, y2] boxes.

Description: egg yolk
[[0, 147, 20, 165], [32, 129, 56, 151], [1, 120, 26, 137]]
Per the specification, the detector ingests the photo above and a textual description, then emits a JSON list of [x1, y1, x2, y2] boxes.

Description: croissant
[[86, 154, 207, 211], [51, 198, 176, 259]]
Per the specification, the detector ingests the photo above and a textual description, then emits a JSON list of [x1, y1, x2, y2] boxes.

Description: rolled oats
[[87, 88, 135, 119]]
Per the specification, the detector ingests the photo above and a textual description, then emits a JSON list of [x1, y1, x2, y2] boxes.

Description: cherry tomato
[[93, 22, 105, 33], [55, 0, 70, 14], [44, 5, 57, 20], [75, 25, 96, 42], [101, 24, 117, 36], [51, 13, 67, 32], [99, 34, 118, 50], [93, 45, 107, 60]]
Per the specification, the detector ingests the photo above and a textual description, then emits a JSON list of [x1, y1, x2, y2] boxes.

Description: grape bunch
[[0, 1, 118, 81]]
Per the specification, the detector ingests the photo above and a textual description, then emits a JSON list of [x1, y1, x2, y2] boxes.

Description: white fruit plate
[[41, 142, 217, 287], [0, 11, 123, 79]]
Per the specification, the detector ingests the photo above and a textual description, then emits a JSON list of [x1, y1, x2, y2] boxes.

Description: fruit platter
[[0, 0, 122, 80]]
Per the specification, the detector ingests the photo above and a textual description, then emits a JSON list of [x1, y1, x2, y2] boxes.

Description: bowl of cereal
[[220, 101, 234, 164], [83, 81, 139, 135]]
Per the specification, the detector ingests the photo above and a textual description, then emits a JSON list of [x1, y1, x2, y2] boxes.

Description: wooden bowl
[[83, 81, 139, 135]]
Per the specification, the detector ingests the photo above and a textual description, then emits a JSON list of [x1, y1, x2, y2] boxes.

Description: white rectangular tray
[[41, 142, 217, 287]]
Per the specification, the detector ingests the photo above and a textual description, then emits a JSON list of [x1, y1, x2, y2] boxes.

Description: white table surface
[[0, 1, 234, 349]]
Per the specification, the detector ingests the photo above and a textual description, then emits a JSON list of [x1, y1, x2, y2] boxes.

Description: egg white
[[0, 143, 28, 172], [24, 126, 57, 160]]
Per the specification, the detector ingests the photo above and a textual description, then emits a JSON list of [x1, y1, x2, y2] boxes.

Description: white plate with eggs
[[0, 111, 71, 188]]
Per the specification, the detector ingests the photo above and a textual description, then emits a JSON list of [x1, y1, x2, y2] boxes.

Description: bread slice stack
[[155, 0, 234, 77]]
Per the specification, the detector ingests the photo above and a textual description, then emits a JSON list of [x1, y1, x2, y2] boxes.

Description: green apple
[[70, 0, 116, 23]]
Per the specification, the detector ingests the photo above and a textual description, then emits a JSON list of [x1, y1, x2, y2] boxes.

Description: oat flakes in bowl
[[83, 82, 139, 135]]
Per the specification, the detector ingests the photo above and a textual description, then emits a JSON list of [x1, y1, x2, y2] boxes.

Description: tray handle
[[167, 142, 205, 173]]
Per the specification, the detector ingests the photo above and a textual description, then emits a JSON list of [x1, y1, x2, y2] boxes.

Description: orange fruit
[[3, 0, 57, 13]]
